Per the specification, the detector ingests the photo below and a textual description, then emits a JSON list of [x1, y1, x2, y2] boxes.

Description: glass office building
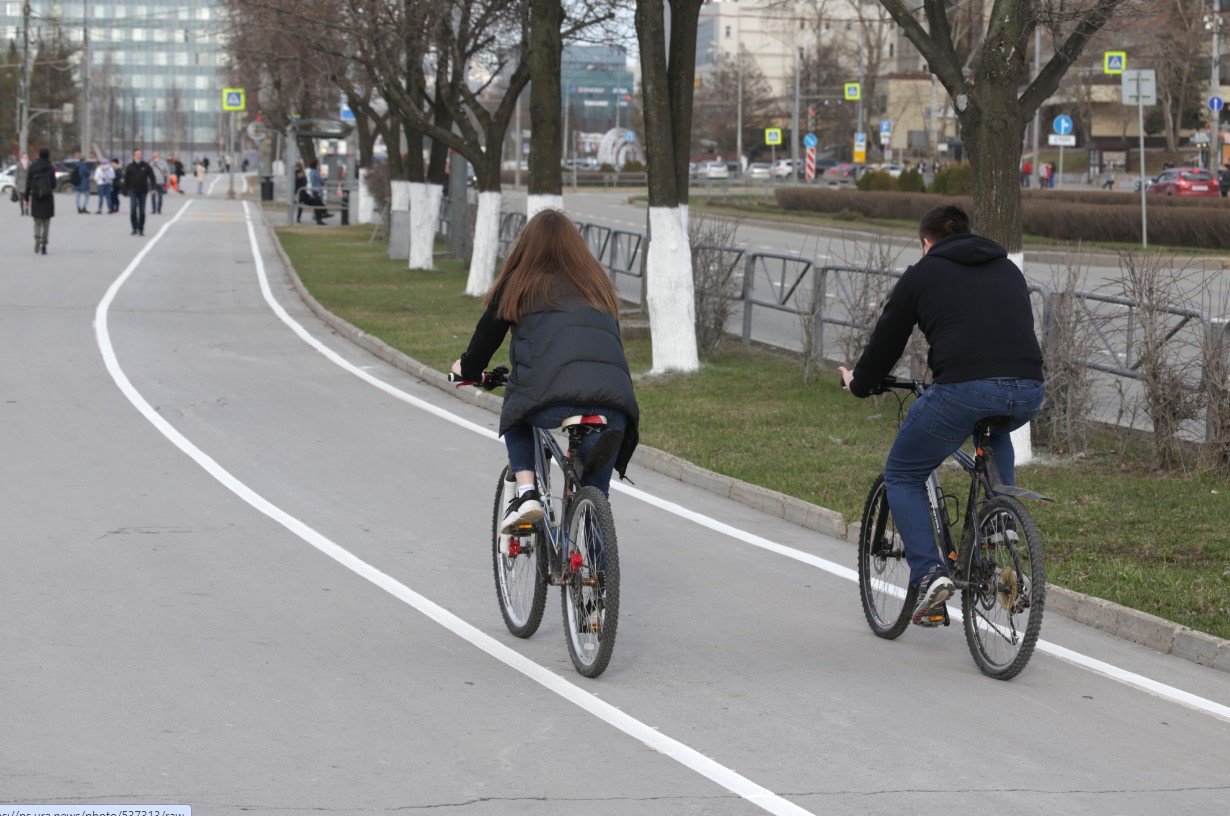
[[561, 44, 634, 135], [2, 1, 230, 158]]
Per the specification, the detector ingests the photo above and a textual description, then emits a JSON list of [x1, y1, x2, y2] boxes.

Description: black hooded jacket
[[849, 233, 1043, 398]]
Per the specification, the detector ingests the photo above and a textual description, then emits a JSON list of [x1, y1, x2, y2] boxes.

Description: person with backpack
[[25, 147, 56, 254], [149, 151, 170, 214]]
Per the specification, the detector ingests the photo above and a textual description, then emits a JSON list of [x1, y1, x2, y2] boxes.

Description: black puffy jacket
[[461, 297, 639, 478]]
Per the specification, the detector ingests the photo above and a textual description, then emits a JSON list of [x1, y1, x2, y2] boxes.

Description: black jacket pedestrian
[[123, 161, 156, 194], [24, 157, 56, 220], [849, 233, 1043, 397]]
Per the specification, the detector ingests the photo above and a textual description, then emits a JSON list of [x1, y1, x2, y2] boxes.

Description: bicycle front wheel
[[857, 475, 915, 639], [561, 487, 620, 678], [492, 467, 548, 638], [961, 496, 1046, 680]]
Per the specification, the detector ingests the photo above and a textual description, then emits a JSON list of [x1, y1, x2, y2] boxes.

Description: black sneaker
[[500, 490, 544, 533], [911, 565, 954, 627]]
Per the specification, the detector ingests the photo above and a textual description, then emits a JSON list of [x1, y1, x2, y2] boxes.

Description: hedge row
[[774, 187, 1230, 249], [1021, 188, 1226, 208]]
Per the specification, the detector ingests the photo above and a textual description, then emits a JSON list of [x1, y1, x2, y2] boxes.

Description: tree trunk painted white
[[1010, 249, 1033, 465], [408, 182, 442, 271], [356, 168, 376, 224], [389, 180, 411, 261], [466, 191, 503, 296], [646, 206, 699, 373], [525, 194, 564, 219]]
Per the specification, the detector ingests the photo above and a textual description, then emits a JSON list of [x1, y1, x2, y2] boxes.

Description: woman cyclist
[[452, 208, 639, 532]]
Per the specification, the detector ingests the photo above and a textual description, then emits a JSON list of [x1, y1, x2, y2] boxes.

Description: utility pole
[[736, 57, 743, 169], [790, 48, 800, 179], [17, 0, 32, 158], [1212, 0, 1223, 171], [1032, 27, 1041, 187], [81, 1, 91, 158]]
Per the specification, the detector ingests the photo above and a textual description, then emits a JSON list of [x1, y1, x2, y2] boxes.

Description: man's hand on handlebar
[[838, 365, 854, 392]]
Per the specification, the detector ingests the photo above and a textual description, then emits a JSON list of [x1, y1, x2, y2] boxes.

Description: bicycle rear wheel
[[561, 486, 620, 678], [961, 496, 1046, 680], [492, 467, 548, 638], [857, 475, 915, 639]]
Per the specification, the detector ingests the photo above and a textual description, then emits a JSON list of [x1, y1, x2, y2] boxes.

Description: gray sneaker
[[912, 565, 954, 627]]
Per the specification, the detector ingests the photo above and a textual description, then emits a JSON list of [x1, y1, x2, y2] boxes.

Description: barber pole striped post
[[805, 147, 816, 181]]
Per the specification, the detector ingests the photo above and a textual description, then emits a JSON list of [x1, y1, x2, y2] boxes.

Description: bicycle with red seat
[[857, 376, 1051, 680], [449, 365, 621, 678]]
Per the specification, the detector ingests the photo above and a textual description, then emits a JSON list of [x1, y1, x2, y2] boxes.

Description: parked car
[[1146, 167, 1218, 197], [0, 164, 16, 195], [726, 161, 741, 176], [703, 161, 729, 180], [747, 162, 771, 180], [821, 162, 864, 187], [772, 159, 796, 178], [872, 162, 905, 178]]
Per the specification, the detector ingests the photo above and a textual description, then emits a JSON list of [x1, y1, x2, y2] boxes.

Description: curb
[[264, 215, 1230, 675]]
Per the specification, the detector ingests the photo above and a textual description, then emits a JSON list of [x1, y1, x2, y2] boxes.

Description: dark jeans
[[128, 190, 148, 232], [150, 184, 164, 213], [883, 378, 1045, 584], [503, 405, 628, 497]]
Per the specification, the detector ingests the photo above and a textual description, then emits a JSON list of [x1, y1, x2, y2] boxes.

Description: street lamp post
[[1208, 0, 1223, 171]]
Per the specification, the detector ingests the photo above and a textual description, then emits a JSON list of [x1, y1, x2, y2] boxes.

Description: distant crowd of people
[[11, 147, 226, 254]]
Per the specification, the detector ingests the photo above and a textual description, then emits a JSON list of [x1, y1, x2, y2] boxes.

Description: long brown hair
[[484, 209, 621, 323]]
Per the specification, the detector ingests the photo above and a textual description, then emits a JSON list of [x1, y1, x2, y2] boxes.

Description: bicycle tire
[[961, 495, 1046, 680], [857, 475, 916, 639], [561, 486, 620, 677], [491, 466, 548, 638]]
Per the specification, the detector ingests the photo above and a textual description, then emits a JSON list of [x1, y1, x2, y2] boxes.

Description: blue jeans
[[96, 184, 111, 212], [883, 378, 1045, 585], [129, 190, 148, 232], [504, 405, 628, 496], [150, 184, 164, 213], [75, 187, 90, 211]]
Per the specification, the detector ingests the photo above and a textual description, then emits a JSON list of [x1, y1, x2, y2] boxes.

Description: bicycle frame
[[924, 433, 995, 591], [529, 425, 590, 582]]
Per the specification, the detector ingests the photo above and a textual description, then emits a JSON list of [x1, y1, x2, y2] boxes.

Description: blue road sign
[[1053, 115, 1073, 135], [880, 120, 892, 134], [803, 133, 817, 148], [1211, 96, 1224, 112]]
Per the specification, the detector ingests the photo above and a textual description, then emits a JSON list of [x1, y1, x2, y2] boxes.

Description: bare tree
[[688, 212, 743, 359], [1037, 248, 1099, 455], [635, 0, 704, 372], [876, 0, 1132, 254]]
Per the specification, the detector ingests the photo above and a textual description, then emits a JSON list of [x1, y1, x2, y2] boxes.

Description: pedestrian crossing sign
[[844, 83, 861, 101], [1104, 52, 1126, 75], [223, 88, 246, 111]]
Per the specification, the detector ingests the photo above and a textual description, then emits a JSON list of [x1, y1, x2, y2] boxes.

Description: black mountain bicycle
[[857, 376, 1050, 680], [450, 366, 621, 678]]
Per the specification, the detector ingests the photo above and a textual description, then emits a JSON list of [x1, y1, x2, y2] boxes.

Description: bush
[[857, 170, 898, 192], [897, 168, 926, 193], [598, 162, 616, 173], [621, 159, 645, 172], [930, 163, 973, 195]]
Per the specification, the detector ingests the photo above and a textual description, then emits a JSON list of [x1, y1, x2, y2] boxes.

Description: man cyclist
[[839, 204, 1044, 626]]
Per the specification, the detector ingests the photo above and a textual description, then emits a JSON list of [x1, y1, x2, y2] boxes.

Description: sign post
[[1123, 69, 1157, 247], [1209, 96, 1223, 170], [853, 131, 866, 164], [222, 88, 245, 201], [765, 128, 782, 177], [1049, 115, 1074, 189], [803, 133, 817, 181]]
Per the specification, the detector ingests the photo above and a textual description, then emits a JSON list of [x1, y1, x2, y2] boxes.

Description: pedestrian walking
[[202, 156, 210, 174], [14, 153, 30, 215], [306, 159, 332, 224], [24, 147, 56, 254], [173, 156, 185, 192], [1021, 159, 1032, 188], [194, 158, 206, 193], [93, 159, 113, 214], [1101, 163, 1116, 191], [109, 158, 123, 213], [123, 148, 156, 236], [149, 151, 170, 214]]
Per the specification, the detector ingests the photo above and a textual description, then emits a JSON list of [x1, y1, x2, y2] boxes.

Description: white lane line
[[242, 204, 1230, 725], [92, 200, 814, 816]]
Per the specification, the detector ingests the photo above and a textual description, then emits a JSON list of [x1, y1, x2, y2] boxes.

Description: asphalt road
[[2, 185, 1228, 814]]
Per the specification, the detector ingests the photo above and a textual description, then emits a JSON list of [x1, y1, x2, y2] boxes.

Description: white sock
[[516, 484, 535, 498]]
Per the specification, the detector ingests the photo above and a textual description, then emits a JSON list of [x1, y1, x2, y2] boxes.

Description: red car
[[1146, 167, 1219, 197]]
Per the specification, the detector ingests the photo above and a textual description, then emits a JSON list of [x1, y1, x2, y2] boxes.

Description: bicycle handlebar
[[872, 375, 928, 396], [448, 365, 508, 390]]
